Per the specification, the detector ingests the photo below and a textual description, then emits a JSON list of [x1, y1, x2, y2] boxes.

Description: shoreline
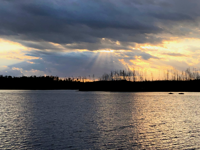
[[0, 89, 199, 92]]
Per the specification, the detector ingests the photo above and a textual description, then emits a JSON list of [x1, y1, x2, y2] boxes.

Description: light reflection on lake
[[0, 90, 200, 149]]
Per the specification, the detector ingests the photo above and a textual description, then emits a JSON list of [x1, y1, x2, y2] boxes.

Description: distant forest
[[0, 75, 81, 89], [99, 68, 200, 81], [1, 67, 200, 82], [1, 67, 200, 91]]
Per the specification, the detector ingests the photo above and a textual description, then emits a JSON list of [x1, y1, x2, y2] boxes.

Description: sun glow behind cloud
[[94, 50, 114, 53], [0, 38, 40, 72], [0, 38, 37, 70], [0, 38, 40, 60]]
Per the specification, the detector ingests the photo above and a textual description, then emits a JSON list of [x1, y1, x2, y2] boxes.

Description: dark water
[[0, 90, 200, 149]]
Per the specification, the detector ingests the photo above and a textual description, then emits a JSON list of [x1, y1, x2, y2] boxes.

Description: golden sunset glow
[[0, 39, 26, 51], [0, 38, 39, 60]]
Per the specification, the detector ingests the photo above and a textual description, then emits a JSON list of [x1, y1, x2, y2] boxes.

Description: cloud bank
[[1, 0, 200, 51]]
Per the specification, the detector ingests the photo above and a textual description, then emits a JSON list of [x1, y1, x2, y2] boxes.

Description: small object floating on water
[[179, 93, 184, 94], [169, 92, 173, 94]]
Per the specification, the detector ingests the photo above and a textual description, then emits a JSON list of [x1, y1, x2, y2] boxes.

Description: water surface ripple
[[0, 90, 200, 149]]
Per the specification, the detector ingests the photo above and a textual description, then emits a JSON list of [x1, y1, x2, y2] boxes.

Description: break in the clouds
[[1, 0, 200, 78]]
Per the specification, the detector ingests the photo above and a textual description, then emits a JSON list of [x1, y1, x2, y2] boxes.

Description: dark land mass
[[0, 76, 200, 92], [79, 80, 200, 92], [0, 76, 82, 90]]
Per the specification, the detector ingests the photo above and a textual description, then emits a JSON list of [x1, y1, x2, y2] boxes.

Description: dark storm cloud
[[20, 41, 63, 51], [116, 50, 159, 60], [162, 53, 187, 57], [1, 0, 200, 51], [64, 40, 132, 51]]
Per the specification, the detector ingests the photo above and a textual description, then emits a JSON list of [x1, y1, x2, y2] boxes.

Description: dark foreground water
[[0, 90, 200, 149]]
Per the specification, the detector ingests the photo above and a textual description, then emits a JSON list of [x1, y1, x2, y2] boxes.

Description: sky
[[1, 0, 200, 80]]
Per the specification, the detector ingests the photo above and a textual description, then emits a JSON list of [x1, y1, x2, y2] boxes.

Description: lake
[[0, 90, 200, 149]]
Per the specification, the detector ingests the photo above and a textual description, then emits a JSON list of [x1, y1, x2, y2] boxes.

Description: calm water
[[0, 90, 200, 149]]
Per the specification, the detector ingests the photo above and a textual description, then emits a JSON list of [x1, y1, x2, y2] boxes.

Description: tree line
[[99, 68, 200, 82], [1, 67, 200, 82]]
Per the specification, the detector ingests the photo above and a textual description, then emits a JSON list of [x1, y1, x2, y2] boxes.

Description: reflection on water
[[0, 91, 200, 149]]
